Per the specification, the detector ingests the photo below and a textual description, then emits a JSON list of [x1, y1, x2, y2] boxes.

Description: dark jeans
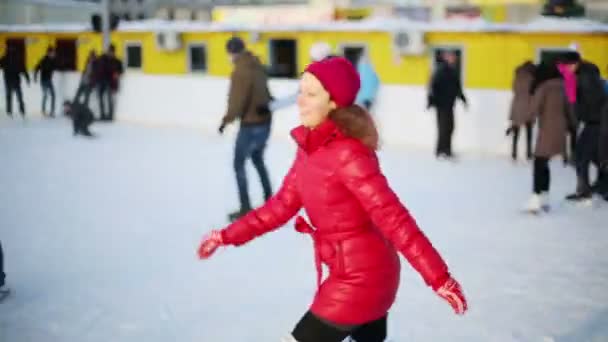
[[74, 82, 93, 106], [436, 107, 455, 157], [566, 124, 578, 162], [0, 241, 5, 287], [97, 82, 114, 120], [41, 79, 55, 116], [575, 124, 600, 194], [292, 311, 387, 342], [4, 82, 25, 116], [512, 122, 533, 160], [533, 157, 550, 194], [234, 123, 272, 210]]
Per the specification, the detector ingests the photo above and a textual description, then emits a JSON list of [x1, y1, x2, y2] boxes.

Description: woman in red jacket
[[198, 57, 467, 342]]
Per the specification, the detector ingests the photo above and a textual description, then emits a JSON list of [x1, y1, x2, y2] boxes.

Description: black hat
[[226, 36, 245, 54]]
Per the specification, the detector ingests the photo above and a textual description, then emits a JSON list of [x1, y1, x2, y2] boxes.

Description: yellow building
[[1, 18, 607, 90]]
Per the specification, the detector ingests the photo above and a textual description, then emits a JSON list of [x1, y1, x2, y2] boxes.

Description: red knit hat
[[304, 57, 361, 108]]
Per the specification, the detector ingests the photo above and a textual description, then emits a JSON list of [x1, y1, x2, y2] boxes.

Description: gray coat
[[509, 63, 535, 126], [529, 78, 568, 158]]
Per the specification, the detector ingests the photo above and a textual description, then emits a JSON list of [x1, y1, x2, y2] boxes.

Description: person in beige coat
[[524, 69, 570, 213], [507, 61, 536, 162]]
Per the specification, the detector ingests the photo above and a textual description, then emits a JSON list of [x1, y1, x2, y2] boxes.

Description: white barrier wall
[[0, 72, 517, 156]]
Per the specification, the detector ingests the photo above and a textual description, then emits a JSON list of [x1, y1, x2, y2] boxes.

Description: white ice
[[1, 118, 607, 342]]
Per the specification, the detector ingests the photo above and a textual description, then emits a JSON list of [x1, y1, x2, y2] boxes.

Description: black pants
[[533, 157, 550, 194], [0, 241, 5, 287], [97, 82, 115, 121], [575, 125, 600, 194], [512, 122, 533, 160], [565, 124, 578, 163], [4, 82, 25, 116], [234, 123, 272, 210], [292, 311, 387, 342], [436, 107, 454, 157], [74, 82, 93, 106]]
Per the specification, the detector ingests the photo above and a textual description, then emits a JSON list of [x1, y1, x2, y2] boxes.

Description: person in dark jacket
[[219, 37, 274, 221], [507, 61, 536, 162], [598, 102, 608, 200], [561, 52, 608, 203], [96, 45, 123, 121], [34, 47, 57, 117], [74, 50, 97, 106], [63, 100, 94, 137], [427, 51, 467, 159], [0, 241, 7, 297], [198, 57, 467, 342], [0, 46, 30, 118]]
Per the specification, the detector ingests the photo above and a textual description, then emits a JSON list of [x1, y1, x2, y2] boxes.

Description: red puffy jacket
[[221, 119, 450, 325]]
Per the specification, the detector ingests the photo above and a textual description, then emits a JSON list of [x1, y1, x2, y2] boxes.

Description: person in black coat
[[598, 101, 608, 200], [95, 44, 123, 121], [63, 100, 94, 137], [0, 241, 6, 293], [34, 47, 58, 117], [0, 46, 30, 118], [561, 52, 608, 202], [427, 51, 467, 159]]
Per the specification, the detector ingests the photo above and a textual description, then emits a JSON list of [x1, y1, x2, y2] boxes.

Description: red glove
[[197, 230, 224, 259], [435, 277, 467, 315]]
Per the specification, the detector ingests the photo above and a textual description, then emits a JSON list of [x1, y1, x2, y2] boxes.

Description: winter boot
[[524, 194, 543, 214], [565, 191, 593, 206]]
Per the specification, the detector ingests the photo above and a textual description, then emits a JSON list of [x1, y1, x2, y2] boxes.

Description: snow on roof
[[1, 16, 608, 34], [0, 22, 89, 33]]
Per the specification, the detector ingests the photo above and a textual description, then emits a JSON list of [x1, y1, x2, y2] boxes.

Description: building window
[[537, 48, 573, 65], [188, 44, 207, 73], [6, 39, 26, 72], [268, 39, 297, 79], [431, 46, 464, 84], [339, 44, 367, 66], [55, 39, 77, 71], [125, 42, 142, 69]]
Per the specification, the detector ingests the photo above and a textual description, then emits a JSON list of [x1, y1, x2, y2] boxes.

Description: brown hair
[[329, 105, 379, 150]]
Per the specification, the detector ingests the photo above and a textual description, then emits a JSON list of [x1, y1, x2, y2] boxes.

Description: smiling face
[[297, 72, 336, 128]]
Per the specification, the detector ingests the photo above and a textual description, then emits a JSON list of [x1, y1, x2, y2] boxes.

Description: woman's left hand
[[435, 277, 467, 315]]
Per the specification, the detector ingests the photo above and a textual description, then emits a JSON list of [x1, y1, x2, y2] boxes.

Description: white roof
[[1, 16, 608, 34]]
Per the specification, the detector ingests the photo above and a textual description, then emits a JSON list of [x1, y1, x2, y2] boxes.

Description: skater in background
[[309, 41, 333, 62], [0, 241, 7, 298], [599, 100, 608, 200], [0, 45, 30, 118], [199, 57, 467, 342], [34, 47, 58, 117], [354, 52, 379, 111], [219, 37, 273, 222], [427, 50, 467, 160], [506, 61, 536, 162], [63, 100, 94, 137], [562, 52, 607, 203], [74, 50, 97, 106], [96, 44, 123, 121], [524, 62, 569, 213]]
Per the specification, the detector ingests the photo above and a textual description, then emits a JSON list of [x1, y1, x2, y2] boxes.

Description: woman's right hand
[[197, 230, 224, 259]]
